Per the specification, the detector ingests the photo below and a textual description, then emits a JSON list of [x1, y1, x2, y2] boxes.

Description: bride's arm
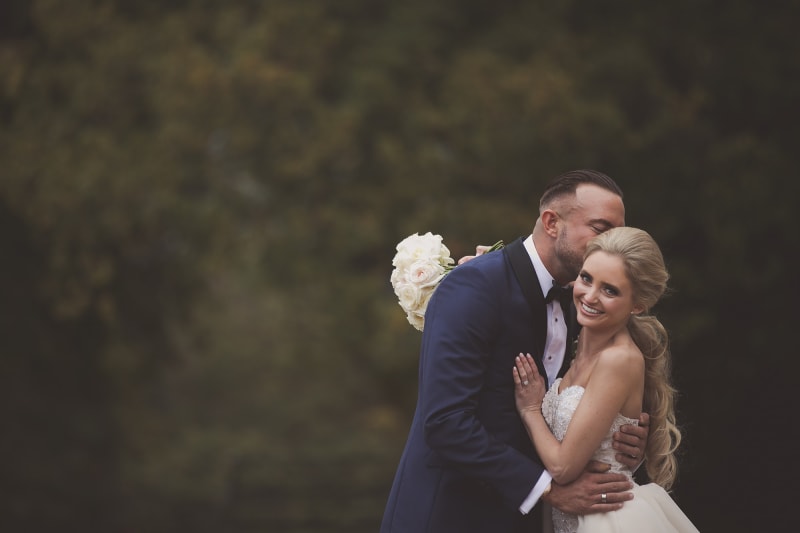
[[514, 351, 642, 485]]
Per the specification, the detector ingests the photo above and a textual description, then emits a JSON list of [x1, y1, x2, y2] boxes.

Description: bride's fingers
[[521, 354, 546, 388], [513, 366, 530, 388], [523, 354, 541, 376], [518, 353, 535, 376], [515, 355, 528, 381]]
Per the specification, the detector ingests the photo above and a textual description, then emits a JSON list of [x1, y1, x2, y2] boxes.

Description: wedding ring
[[600, 493, 607, 504], [522, 380, 529, 386]]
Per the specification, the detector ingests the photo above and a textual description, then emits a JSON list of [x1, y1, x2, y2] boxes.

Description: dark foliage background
[[1, 1, 796, 531]]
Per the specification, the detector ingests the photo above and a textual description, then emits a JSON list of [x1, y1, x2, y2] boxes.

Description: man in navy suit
[[380, 170, 649, 533]]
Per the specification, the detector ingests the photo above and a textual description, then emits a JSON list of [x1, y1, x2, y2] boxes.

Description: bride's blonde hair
[[584, 227, 681, 490]]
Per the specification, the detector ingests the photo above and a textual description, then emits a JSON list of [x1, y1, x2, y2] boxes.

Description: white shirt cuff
[[519, 471, 552, 514]]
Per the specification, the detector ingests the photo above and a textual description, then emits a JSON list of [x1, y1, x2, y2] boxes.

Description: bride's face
[[572, 251, 642, 331]]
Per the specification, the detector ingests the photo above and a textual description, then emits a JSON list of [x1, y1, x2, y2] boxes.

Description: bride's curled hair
[[584, 227, 681, 491]]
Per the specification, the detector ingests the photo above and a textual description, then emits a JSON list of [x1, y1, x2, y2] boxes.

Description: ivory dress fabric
[[542, 378, 700, 533]]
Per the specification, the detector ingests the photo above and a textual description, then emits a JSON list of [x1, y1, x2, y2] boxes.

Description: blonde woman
[[514, 227, 698, 532]]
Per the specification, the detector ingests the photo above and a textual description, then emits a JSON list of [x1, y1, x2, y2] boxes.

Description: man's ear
[[541, 209, 560, 237]]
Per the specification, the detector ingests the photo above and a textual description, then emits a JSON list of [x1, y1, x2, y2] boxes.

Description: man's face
[[554, 184, 625, 281]]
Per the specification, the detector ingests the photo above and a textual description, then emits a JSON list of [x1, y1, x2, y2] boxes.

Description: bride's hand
[[457, 244, 492, 265], [513, 353, 546, 414]]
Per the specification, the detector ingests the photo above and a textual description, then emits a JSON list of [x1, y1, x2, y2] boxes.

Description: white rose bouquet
[[390, 232, 503, 331]]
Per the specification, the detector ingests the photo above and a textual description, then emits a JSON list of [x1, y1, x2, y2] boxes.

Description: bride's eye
[[579, 271, 592, 284], [602, 285, 619, 297]]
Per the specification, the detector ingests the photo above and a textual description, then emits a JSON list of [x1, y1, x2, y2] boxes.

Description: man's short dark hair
[[539, 169, 624, 211]]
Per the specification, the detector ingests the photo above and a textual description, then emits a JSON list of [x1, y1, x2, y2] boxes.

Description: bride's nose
[[582, 285, 599, 303]]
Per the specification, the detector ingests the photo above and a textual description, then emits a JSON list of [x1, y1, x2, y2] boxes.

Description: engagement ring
[[601, 493, 607, 504]]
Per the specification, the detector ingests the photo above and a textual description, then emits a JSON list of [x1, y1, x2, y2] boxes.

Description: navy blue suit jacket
[[381, 237, 577, 533]]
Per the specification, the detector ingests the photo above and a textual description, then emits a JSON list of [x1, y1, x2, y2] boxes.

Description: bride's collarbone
[[560, 356, 598, 390]]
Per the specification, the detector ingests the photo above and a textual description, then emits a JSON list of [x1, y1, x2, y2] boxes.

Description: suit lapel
[[504, 237, 547, 363], [560, 308, 580, 378]]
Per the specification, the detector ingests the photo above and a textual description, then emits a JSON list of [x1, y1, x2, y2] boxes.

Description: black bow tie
[[545, 284, 573, 310]]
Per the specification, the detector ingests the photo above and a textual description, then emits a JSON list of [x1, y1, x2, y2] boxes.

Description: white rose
[[394, 280, 425, 313], [406, 309, 425, 331], [390, 267, 405, 290], [407, 258, 446, 288], [393, 232, 453, 271], [392, 234, 421, 270]]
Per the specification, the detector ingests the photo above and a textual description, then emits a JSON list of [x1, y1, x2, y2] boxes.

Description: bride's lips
[[579, 301, 602, 315]]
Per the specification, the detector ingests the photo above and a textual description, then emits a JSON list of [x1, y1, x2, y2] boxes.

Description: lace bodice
[[542, 378, 639, 533]]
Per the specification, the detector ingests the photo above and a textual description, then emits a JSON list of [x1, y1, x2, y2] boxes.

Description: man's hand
[[613, 412, 649, 470], [543, 461, 633, 515]]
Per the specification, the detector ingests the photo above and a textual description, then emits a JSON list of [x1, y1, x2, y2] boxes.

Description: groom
[[380, 170, 649, 533]]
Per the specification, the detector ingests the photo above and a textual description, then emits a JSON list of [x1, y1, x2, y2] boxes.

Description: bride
[[513, 227, 699, 533]]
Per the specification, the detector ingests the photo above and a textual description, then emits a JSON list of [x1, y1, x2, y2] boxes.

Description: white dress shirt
[[523, 235, 568, 386], [518, 235, 568, 514]]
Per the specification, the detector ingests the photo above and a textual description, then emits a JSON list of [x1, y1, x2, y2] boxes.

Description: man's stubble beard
[[554, 230, 584, 283]]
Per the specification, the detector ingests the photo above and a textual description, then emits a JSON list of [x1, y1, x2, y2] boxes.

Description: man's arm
[[542, 461, 633, 515]]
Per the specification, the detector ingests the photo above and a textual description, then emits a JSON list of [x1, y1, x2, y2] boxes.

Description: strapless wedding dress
[[542, 378, 700, 533]]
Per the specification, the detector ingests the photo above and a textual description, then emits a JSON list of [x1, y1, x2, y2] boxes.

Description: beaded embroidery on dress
[[541, 378, 700, 533]]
